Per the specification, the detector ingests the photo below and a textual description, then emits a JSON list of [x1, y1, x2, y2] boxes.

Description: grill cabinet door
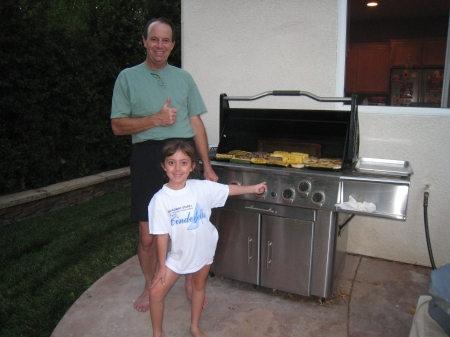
[[211, 208, 260, 285], [260, 215, 313, 296]]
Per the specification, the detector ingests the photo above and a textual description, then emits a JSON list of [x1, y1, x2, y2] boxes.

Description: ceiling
[[349, 0, 450, 21]]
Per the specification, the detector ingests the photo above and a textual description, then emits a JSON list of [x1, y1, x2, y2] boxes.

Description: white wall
[[182, 0, 450, 268], [182, 0, 342, 143], [355, 111, 450, 267]]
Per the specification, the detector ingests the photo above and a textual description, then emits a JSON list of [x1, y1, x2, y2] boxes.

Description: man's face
[[143, 22, 175, 69]]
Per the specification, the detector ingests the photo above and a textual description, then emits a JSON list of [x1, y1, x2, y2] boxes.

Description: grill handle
[[267, 241, 273, 268], [223, 90, 352, 103], [245, 205, 276, 214], [248, 237, 253, 264]]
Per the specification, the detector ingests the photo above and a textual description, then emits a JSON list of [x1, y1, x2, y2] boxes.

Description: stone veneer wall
[[0, 167, 130, 227]]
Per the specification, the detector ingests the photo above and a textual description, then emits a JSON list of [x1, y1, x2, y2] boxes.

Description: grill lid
[[217, 91, 359, 168]]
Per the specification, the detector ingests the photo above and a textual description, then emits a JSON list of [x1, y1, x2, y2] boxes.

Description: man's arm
[[189, 115, 218, 182], [111, 97, 178, 136], [111, 115, 159, 136]]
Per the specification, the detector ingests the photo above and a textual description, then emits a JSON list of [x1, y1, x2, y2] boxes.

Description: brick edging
[[0, 167, 130, 227]]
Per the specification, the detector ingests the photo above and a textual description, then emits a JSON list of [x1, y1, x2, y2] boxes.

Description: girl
[[148, 140, 266, 337]]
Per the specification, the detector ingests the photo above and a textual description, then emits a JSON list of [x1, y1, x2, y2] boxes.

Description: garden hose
[[423, 190, 437, 270]]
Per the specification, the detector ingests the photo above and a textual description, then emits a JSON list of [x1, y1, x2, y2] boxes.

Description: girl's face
[[162, 149, 195, 190]]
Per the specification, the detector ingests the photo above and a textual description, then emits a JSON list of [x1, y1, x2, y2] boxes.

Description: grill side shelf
[[338, 175, 411, 220]]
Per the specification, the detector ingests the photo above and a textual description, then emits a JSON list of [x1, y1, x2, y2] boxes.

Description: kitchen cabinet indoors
[[345, 43, 390, 94], [422, 38, 447, 66], [390, 38, 447, 68], [390, 39, 422, 67]]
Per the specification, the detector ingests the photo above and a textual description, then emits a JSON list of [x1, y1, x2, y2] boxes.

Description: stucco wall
[[181, 0, 450, 268], [354, 112, 450, 267], [182, 0, 341, 142]]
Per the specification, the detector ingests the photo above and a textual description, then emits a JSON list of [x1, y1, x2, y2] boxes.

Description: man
[[111, 17, 218, 312]]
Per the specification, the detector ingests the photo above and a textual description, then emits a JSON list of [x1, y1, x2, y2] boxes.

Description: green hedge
[[0, 0, 181, 194]]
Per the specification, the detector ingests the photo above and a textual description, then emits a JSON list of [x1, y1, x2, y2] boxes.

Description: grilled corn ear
[[250, 158, 267, 165], [290, 152, 309, 158], [230, 158, 251, 164], [283, 157, 304, 164], [215, 153, 234, 160]]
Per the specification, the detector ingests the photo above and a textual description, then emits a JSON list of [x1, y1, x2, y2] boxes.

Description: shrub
[[0, 0, 181, 194]]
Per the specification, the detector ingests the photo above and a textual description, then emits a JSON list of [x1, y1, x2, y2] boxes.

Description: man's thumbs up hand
[[157, 96, 178, 126]]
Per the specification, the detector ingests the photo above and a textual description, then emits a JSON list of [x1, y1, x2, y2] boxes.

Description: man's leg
[[134, 221, 157, 312]]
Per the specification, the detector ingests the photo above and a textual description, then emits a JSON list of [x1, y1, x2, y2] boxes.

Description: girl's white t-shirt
[[148, 179, 229, 274]]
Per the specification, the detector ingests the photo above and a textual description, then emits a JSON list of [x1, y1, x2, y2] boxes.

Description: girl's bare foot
[[134, 289, 150, 312], [191, 325, 206, 337]]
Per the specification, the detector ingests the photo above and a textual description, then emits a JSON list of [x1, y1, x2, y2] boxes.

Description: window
[[345, 0, 449, 108]]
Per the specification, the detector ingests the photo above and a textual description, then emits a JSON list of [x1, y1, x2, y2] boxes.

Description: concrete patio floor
[[51, 254, 431, 337]]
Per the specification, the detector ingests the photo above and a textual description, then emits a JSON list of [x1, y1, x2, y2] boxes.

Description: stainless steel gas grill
[[209, 91, 412, 300]]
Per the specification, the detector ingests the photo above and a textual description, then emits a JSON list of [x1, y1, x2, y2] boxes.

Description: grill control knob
[[271, 191, 277, 198], [282, 188, 295, 201], [311, 191, 325, 204], [297, 180, 311, 193]]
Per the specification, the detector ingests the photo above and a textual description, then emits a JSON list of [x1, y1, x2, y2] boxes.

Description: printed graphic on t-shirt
[[168, 203, 206, 230]]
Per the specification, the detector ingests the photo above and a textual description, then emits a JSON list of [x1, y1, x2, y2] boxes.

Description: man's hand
[[203, 166, 218, 182], [156, 97, 178, 126]]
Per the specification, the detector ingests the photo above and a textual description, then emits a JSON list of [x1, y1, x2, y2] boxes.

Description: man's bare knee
[[139, 236, 156, 253], [139, 221, 156, 250]]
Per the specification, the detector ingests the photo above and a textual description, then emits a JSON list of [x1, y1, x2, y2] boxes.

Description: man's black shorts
[[129, 138, 198, 223]]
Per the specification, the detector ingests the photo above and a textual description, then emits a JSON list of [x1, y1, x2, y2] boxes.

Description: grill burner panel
[[213, 162, 341, 210]]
